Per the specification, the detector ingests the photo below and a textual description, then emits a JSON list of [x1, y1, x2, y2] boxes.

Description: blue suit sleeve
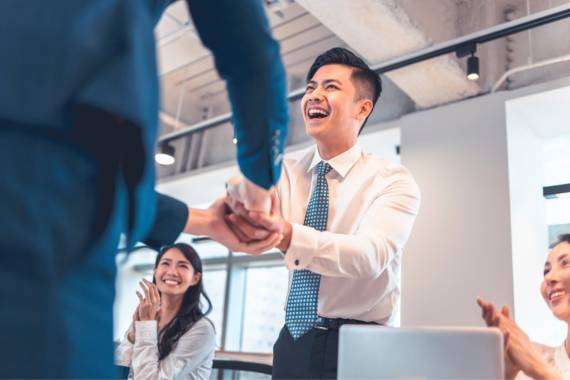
[[143, 192, 188, 250], [186, 0, 289, 189]]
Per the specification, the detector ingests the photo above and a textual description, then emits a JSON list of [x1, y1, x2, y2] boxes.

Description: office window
[[202, 268, 227, 348], [240, 265, 288, 353]]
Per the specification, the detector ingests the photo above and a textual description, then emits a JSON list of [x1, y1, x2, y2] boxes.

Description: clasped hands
[[215, 176, 291, 255], [201, 177, 291, 255]]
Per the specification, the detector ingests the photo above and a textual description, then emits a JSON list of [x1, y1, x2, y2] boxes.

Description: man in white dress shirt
[[226, 47, 421, 379]]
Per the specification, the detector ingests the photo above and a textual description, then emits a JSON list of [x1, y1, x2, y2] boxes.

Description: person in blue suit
[[0, 0, 288, 378]]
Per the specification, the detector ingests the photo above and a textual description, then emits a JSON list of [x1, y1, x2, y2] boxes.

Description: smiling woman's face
[[154, 248, 200, 297], [541, 242, 570, 322]]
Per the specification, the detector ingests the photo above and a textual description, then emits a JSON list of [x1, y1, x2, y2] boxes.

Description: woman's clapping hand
[[477, 297, 562, 380], [136, 278, 161, 321]]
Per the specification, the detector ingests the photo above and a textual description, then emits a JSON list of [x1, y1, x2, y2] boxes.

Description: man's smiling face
[[301, 64, 364, 143]]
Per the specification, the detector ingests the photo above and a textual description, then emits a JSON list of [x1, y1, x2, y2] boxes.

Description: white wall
[[400, 90, 514, 327], [400, 77, 570, 343]]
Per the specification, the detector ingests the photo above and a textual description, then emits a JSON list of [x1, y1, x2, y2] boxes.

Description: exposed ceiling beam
[[295, 0, 479, 108]]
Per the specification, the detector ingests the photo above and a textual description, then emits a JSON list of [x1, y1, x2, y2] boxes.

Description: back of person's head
[[307, 47, 382, 133], [153, 243, 212, 360]]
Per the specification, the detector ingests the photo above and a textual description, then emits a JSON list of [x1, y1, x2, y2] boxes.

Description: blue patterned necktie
[[285, 161, 332, 340]]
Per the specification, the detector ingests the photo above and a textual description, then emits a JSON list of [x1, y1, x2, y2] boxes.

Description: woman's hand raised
[[476, 297, 562, 380], [136, 278, 161, 321]]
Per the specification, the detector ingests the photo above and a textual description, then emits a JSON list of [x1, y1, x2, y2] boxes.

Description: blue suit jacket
[[0, 0, 288, 247]]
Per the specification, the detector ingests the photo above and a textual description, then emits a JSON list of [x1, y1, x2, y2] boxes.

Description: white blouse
[[515, 342, 570, 380], [115, 318, 216, 380]]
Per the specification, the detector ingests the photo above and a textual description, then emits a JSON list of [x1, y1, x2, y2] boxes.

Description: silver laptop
[[338, 325, 504, 379]]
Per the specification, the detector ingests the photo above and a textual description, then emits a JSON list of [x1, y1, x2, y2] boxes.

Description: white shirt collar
[[307, 143, 362, 178]]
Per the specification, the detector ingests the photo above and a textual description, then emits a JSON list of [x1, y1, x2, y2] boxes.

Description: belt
[[314, 316, 379, 331]]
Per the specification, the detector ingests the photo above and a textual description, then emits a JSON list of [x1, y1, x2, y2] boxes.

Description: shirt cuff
[[284, 223, 319, 270], [135, 320, 157, 342]]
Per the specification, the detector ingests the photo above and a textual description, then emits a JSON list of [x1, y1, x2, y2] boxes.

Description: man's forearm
[[183, 208, 213, 236]]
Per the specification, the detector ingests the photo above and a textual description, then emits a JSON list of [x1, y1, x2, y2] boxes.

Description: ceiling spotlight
[[232, 137, 238, 145], [155, 142, 175, 166], [456, 43, 479, 81], [467, 53, 479, 81]]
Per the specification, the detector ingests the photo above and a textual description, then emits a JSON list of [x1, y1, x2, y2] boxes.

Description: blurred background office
[[115, 0, 570, 364]]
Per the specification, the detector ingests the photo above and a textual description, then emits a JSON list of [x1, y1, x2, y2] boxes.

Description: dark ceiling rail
[[371, 4, 570, 74], [158, 3, 570, 144]]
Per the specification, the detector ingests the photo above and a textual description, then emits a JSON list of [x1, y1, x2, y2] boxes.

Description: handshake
[[190, 176, 292, 255]]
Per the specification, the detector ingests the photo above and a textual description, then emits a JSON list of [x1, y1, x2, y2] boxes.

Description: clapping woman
[[477, 234, 570, 380], [116, 243, 216, 380]]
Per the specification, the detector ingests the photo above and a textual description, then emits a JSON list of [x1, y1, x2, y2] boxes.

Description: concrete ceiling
[[155, 0, 570, 180], [295, 0, 482, 108]]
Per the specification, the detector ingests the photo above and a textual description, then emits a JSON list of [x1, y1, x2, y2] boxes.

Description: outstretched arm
[[186, 0, 289, 190], [143, 192, 280, 254]]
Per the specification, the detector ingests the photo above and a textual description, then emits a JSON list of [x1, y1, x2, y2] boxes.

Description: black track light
[[467, 53, 479, 81], [456, 43, 480, 81]]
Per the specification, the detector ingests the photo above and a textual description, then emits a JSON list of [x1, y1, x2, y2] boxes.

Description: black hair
[[153, 243, 212, 361], [551, 233, 570, 248], [306, 47, 382, 132]]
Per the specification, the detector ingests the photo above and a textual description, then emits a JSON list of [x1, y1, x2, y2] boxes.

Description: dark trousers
[[0, 126, 125, 378], [272, 325, 340, 379]]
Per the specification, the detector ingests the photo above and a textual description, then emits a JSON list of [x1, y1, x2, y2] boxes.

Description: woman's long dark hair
[[152, 243, 212, 360]]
